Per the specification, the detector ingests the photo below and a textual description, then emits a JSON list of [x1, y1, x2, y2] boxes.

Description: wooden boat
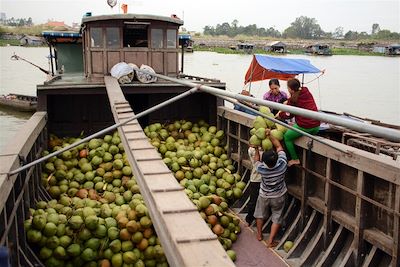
[[0, 93, 37, 112], [0, 10, 399, 267]]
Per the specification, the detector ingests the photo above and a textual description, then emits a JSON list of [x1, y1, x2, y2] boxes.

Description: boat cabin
[[43, 31, 83, 75], [305, 44, 332, 55], [81, 14, 183, 80], [37, 14, 225, 137]]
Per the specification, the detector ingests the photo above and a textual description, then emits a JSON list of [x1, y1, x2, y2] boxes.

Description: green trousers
[[284, 124, 320, 160]]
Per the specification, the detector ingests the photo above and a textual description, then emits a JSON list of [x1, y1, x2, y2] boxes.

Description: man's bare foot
[[257, 234, 263, 241], [266, 240, 279, 248], [288, 159, 300, 167]]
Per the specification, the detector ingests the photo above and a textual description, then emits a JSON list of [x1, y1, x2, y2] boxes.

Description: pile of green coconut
[[25, 119, 241, 267], [144, 119, 245, 261], [25, 132, 168, 267], [249, 106, 287, 148]]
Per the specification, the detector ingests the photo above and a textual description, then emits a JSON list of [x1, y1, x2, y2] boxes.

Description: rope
[[303, 70, 325, 84]]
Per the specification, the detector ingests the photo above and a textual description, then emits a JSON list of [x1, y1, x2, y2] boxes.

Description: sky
[[1, 0, 399, 33]]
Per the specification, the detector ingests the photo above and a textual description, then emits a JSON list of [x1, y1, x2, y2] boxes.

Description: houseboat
[[305, 44, 332, 56], [0, 11, 399, 267], [236, 42, 255, 53], [385, 44, 400, 56], [265, 41, 287, 53]]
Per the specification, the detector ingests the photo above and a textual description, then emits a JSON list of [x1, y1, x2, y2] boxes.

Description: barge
[[0, 10, 399, 267]]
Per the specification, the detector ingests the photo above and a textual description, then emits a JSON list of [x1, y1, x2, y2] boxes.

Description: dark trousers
[[245, 181, 261, 224]]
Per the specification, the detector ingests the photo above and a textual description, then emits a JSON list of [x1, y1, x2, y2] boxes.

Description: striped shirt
[[255, 151, 288, 198]]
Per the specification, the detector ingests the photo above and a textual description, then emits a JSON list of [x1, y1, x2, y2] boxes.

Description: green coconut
[[271, 129, 284, 141], [253, 116, 267, 129], [255, 128, 266, 139], [249, 135, 261, 146], [262, 138, 273, 151]]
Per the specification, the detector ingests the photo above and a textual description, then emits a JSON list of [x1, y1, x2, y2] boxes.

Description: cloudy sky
[[1, 0, 399, 33]]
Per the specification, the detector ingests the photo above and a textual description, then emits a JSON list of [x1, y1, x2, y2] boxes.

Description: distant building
[[385, 44, 400, 56], [265, 41, 287, 53], [372, 46, 386, 53], [305, 44, 332, 56], [0, 12, 6, 22], [71, 22, 80, 29], [46, 20, 69, 28], [236, 43, 254, 53], [19, 35, 44, 46]]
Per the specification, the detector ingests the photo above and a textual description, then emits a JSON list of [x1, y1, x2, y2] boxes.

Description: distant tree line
[[203, 16, 400, 40], [0, 17, 33, 27]]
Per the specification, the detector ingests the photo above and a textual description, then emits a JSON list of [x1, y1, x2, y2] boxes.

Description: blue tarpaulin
[[245, 55, 322, 83]]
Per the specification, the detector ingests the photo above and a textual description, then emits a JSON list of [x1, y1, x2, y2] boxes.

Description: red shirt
[[279, 87, 320, 128]]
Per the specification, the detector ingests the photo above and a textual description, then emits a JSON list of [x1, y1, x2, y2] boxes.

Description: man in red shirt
[[278, 78, 320, 166]]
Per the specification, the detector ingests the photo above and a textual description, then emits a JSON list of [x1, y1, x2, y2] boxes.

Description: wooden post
[[237, 124, 242, 172], [300, 149, 308, 229], [393, 184, 400, 267], [323, 158, 333, 249], [354, 170, 366, 266]]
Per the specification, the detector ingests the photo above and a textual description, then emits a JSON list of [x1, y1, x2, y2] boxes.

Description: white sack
[[137, 64, 157, 84]]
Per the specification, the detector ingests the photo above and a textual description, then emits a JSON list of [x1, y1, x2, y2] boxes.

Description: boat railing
[[0, 112, 48, 266], [217, 106, 400, 266]]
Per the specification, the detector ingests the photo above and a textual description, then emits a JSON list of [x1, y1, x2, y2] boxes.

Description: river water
[[0, 46, 399, 149]]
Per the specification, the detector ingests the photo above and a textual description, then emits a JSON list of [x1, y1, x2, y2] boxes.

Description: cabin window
[[123, 24, 148, 47], [106, 27, 120, 48], [90, 27, 103, 47], [151, 29, 163, 48], [167, 29, 177, 48]]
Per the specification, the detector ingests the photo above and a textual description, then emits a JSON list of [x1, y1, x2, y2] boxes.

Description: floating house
[[264, 41, 287, 53], [19, 35, 44, 46], [236, 42, 254, 53], [372, 46, 386, 54], [305, 43, 332, 55], [385, 44, 400, 56]]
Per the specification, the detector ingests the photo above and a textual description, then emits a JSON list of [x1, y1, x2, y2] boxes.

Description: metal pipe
[[132, 68, 400, 142], [8, 87, 199, 175], [221, 95, 349, 154]]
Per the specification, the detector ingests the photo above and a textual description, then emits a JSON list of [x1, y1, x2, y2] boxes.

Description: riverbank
[[191, 36, 393, 56]]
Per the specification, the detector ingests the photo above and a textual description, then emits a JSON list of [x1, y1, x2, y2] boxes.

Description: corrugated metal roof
[[42, 31, 81, 38], [266, 41, 286, 47]]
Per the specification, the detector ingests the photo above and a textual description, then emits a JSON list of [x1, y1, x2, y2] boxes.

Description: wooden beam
[[354, 170, 366, 266], [324, 158, 333, 249], [392, 184, 400, 267], [300, 151, 308, 229]]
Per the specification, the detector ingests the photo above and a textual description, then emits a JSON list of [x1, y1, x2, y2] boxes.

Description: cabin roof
[[81, 14, 183, 26], [19, 35, 43, 41], [42, 31, 81, 38], [387, 43, 400, 48], [266, 41, 286, 47]]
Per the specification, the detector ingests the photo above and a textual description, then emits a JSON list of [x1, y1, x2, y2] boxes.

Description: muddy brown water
[[1, 46, 399, 150]]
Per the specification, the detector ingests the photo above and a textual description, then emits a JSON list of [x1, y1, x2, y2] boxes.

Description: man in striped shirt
[[253, 129, 288, 248]]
